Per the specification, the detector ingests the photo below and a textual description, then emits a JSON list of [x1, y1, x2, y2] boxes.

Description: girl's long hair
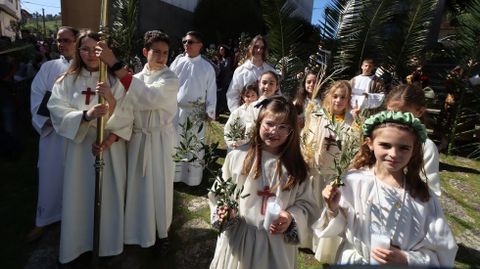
[[59, 30, 101, 82], [350, 122, 430, 201], [247, 34, 268, 61], [242, 96, 307, 190], [321, 80, 352, 115], [293, 70, 317, 115]]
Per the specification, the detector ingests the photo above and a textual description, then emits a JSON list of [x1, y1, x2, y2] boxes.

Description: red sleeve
[[111, 133, 120, 142], [120, 72, 133, 91]]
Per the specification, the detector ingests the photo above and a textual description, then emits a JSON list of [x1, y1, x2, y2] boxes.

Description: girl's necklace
[[373, 170, 407, 239], [257, 154, 280, 215]]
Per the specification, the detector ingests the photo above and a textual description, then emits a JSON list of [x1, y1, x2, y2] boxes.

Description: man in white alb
[[170, 31, 217, 186], [28, 26, 78, 241]]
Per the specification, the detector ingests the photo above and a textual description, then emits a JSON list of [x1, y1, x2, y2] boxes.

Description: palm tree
[[110, 0, 142, 68], [442, 0, 480, 155], [260, 0, 320, 97], [323, 0, 440, 82]]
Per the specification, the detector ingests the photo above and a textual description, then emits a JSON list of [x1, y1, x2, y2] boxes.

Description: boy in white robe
[[101, 30, 179, 248], [349, 58, 385, 110]]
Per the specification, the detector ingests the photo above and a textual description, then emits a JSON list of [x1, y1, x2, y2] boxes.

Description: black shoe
[[158, 238, 170, 255]]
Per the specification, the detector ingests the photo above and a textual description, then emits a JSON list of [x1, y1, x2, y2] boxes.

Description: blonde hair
[[321, 80, 352, 114]]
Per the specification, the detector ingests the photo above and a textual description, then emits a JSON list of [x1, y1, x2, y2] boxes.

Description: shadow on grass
[[439, 161, 480, 174]]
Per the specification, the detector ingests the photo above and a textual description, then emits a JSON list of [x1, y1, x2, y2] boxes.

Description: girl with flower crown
[[313, 111, 458, 266]]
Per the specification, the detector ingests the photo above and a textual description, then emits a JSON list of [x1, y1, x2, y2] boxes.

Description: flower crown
[[362, 111, 427, 143]]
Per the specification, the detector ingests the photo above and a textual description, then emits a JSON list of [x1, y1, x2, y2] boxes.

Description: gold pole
[[93, 0, 109, 267]]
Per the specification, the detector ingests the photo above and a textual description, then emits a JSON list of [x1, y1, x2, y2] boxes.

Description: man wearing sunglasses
[[29, 26, 79, 242], [170, 31, 217, 187]]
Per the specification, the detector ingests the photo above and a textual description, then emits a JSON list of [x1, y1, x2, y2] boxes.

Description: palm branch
[[330, 0, 398, 75], [324, 0, 440, 82], [260, 0, 307, 96], [444, 0, 480, 155], [383, 0, 439, 81], [110, 0, 141, 67]]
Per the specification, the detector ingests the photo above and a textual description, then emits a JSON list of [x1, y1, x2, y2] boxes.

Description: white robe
[[47, 69, 130, 264], [170, 54, 217, 186], [312, 168, 458, 267], [423, 138, 441, 196], [350, 74, 384, 109], [223, 103, 255, 149], [209, 147, 319, 269], [110, 65, 179, 246], [226, 59, 275, 111], [302, 109, 355, 207], [301, 109, 354, 250], [30, 56, 68, 227]]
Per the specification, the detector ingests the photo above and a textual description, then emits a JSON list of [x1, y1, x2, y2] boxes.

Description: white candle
[[263, 200, 281, 231], [370, 233, 390, 265]]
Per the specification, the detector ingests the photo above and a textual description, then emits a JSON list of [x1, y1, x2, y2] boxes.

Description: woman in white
[[226, 35, 275, 112]]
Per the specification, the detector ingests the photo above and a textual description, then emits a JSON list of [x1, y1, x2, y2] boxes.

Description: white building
[[289, 0, 314, 22], [0, 0, 21, 38]]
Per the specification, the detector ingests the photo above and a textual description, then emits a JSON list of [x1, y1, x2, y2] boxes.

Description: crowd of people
[[26, 25, 458, 268]]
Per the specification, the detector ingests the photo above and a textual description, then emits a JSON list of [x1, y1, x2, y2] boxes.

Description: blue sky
[[21, 0, 61, 15], [21, 0, 328, 24], [312, 0, 328, 25]]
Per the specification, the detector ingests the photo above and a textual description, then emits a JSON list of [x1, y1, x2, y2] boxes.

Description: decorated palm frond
[[324, 110, 362, 186], [302, 64, 348, 149]]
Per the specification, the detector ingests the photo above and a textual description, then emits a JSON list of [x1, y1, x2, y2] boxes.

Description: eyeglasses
[[56, 38, 75, 44], [79, 47, 97, 55], [261, 121, 292, 136], [182, 39, 199, 45]]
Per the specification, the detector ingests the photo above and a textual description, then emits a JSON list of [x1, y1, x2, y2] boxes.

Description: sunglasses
[[182, 39, 199, 45]]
